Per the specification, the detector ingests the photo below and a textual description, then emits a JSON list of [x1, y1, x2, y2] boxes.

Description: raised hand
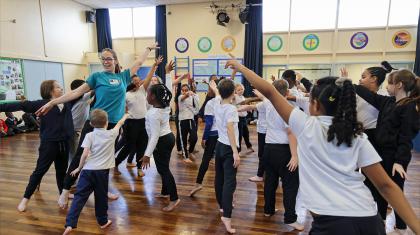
[[165, 60, 175, 73], [340, 68, 349, 78], [147, 42, 160, 51], [225, 54, 242, 72], [154, 55, 164, 66]]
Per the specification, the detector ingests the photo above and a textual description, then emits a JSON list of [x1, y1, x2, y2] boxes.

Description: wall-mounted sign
[[175, 37, 189, 53], [198, 37, 212, 53], [221, 36, 236, 52], [350, 32, 368, 49], [303, 34, 319, 51], [267, 35, 283, 52], [392, 30, 411, 48]]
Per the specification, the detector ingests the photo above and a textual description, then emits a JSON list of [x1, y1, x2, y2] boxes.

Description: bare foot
[[247, 147, 255, 153], [107, 192, 119, 200], [126, 162, 136, 168], [100, 220, 112, 229], [189, 184, 203, 197], [264, 209, 279, 217], [221, 216, 236, 234], [183, 158, 193, 164], [155, 193, 170, 199], [286, 222, 304, 231], [68, 193, 74, 199], [137, 169, 145, 177], [162, 199, 180, 212], [248, 176, 264, 182], [63, 226, 72, 235], [17, 198, 29, 212], [189, 153, 196, 160], [113, 168, 121, 175], [219, 208, 223, 213], [58, 190, 70, 209]]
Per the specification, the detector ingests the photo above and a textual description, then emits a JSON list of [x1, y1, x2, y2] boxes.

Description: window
[[290, 0, 337, 30], [133, 7, 156, 37], [263, 0, 290, 32], [388, 0, 420, 26], [338, 0, 390, 28], [109, 8, 133, 38]]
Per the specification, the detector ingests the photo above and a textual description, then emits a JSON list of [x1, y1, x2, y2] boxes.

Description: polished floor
[[0, 124, 419, 234]]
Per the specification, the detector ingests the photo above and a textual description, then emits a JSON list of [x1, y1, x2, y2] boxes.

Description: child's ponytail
[[149, 84, 173, 108]]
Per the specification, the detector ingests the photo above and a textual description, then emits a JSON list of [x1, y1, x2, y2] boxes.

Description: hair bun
[[335, 77, 352, 88], [380, 61, 395, 73]]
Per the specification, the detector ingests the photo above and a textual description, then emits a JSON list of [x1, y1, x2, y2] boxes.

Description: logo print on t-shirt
[[109, 79, 120, 85]]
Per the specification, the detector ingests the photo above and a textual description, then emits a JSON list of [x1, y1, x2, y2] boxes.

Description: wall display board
[[0, 57, 25, 103], [392, 30, 411, 48], [197, 37, 212, 53], [192, 58, 243, 92], [221, 36, 236, 52], [267, 35, 283, 52], [350, 32, 369, 49], [278, 68, 331, 83], [175, 37, 189, 53], [303, 34, 320, 51]]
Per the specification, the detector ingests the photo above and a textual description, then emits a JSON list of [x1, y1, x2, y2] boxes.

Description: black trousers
[[154, 133, 178, 201], [238, 116, 252, 152], [63, 121, 117, 190], [65, 169, 109, 228], [24, 140, 69, 199], [179, 119, 198, 158], [257, 132, 266, 177], [309, 214, 385, 235], [263, 144, 299, 224], [215, 142, 237, 218], [115, 119, 148, 169], [196, 135, 218, 184]]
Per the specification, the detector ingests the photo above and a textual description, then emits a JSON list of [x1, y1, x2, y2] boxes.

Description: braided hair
[[311, 76, 363, 147], [149, 84, 172, 108], [366, 61, 395, 86]]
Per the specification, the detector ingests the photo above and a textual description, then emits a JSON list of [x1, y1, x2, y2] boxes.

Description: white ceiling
[[72, 0, 226, 9]]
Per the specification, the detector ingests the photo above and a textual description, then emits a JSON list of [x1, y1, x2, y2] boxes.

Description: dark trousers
[[63, 121, 117, 190], [115, 131, 135, 163], [238, 117, 252, 152], [154, 133, 178, 201], [196, 135, 218, 184], [309, 214, 385, 235], [175, 117, 182, 152], [24, 141, 68, 199], [65, 169, 109, 228], [115, 119, 148, 169], [257, 132, 266, 177], [179, 119, 198, 158], [215, 142, 237, 218], [263, 144, 299, 224]]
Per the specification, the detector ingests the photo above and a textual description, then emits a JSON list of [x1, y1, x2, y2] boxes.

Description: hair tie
[[328, 96, 336, 102]]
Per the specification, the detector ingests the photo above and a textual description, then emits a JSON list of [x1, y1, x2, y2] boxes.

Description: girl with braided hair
[[141, 83, 180, 212], [225, 57, 420, 235]]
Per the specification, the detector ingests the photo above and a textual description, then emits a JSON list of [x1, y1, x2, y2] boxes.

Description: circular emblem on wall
[[267, 35, 283, 52], [303, 34, 319, 51], [350, 32, 368, 49], [221, 36, 236, 52], [198, 37, 212, 53], [175, 37, 189, 53], [392, 30, 411, 48]]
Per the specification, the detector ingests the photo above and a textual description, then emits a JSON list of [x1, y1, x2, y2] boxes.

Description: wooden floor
[[0, 124, 419, 235]]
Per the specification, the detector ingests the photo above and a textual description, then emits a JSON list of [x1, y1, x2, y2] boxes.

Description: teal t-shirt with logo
[[86, 69, 131, 123]]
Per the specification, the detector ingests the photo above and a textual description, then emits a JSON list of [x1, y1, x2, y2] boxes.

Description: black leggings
[[63, 120, 118, 190], [115, 119, 148, 169], [238, 116, 252, 151], [154, 133, 178, 201], [257, 132, 266, 177], [24, 141, 68, 199], [196, 135, 218, 184], [179, 119, 198, 158], [310, 214, 385, 235]]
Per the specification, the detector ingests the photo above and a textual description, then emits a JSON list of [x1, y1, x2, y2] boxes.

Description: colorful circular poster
[[392, 30, 411, 48], [267, 35, 283, 52], [221, 36, 236, 52], [175, 38, 189, 53], [350, 32, 368, 49], [198, 37, 212, 53], [303, 34, 319, 51]]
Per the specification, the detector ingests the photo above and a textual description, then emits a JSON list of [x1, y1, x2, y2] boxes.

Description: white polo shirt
[[71, 93, 91, 132], [81, 128, 119, 170], [126, 86, 147, 119], [289, 108, 381, 217], [178, 95, 197, 120], [144, 106, 172, 157], [204, 98, 218, 132], [234, 95, 247, 117], [356, 89, 388, 130], [214, 96, 239, 146], [256, 102, 267, 134], [264, 99, 289, 144]]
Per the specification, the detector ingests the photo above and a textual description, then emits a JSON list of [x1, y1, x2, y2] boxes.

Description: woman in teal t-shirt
[[36, 43, 159, 209]]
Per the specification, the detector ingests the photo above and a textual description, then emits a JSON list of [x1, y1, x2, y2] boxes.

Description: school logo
[[109, 79, 120, 85], [221, 36, 236, 52], [198, 37, 212, 53], [267, 35, 283, 52], [175, 37, 189, 53], [350, 32, 368, 49], [303, 34, 319, 51], [392, 30, 411, 48]]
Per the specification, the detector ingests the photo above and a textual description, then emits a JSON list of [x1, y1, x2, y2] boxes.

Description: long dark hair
[[149, 84, 172, 108], [366, 61, 395, 86], [311, 77, 363, 147]]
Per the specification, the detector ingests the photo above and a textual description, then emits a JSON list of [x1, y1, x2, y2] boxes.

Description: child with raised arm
[[63, 110, 129, 235], [208, 79, 240, 234], [225, 57, 420, 235]]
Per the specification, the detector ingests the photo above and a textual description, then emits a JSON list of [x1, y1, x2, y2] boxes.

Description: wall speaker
[[86, 11, 95, 23]]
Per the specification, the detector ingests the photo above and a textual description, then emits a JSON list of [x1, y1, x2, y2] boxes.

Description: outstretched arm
[[143, 56, 163, 91], [130, 42, 159, 77]]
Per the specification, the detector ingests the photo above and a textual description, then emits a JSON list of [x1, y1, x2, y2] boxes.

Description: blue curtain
[[156, 5, 168, 83], [413, 9, 420, 76], [243, 0, 263, 97], [95, 9, 113, 52]]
